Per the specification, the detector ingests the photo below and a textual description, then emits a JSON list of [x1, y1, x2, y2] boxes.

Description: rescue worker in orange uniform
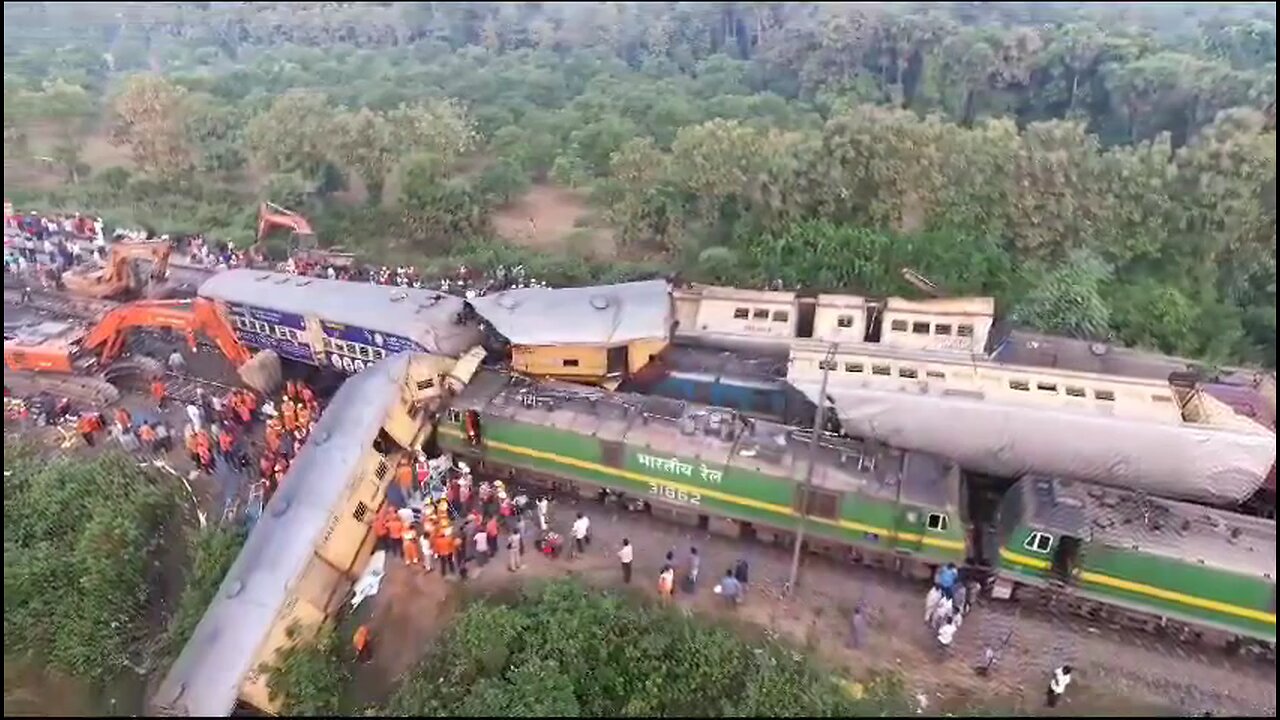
[[433, 528, 456, 576], [138, 423, 158, 452], [395, 460, 413, 495], [402, 524, 421, 566], [300, 383, 316, 408], [114, 407, 132, 432], [386, 512, 404, 559], [373, 507, 390, 552], [281, 397, 297, 432], [77, 413, 99, 446], [353, 625, 372, 663], [218, 427, 235, 460], [150, 379, 167, 409]]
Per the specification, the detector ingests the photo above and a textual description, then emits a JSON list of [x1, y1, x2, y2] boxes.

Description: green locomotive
[[437, 370, 1276, 646]]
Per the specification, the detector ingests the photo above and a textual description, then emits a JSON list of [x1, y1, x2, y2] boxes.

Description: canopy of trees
[[2, 2, 1275, 364], [265, 579, 905, 716]]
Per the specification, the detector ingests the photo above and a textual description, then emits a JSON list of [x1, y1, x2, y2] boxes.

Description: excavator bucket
[[237, 350, 282, 395]]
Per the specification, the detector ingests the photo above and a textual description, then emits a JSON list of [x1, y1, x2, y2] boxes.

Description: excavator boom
[[257, 201, 315, 243], [81, 297, 252, 367]]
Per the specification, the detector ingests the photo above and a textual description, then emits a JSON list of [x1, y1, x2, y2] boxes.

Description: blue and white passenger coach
[[197, 269, 484, 373]]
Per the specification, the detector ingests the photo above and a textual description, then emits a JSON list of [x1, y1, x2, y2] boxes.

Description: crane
[[61, 239, 173, 300]]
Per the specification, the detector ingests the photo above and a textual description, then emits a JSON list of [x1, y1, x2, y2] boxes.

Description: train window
[[935, 323, 953, 336], [772, 310, 789, 323], [1036, 382, 1058, 393], [562, 358, 580, 367], [797, 488, 840, 520], [857, 453, 876, 472], [837, 314, 854, 328], [753, 308, 769, 320], [1023, 531, 1054, 554], [360, 345, 374, 359], [957, 324, 974, 337], [1151, 394, 1173, 403], [1065, 386, 1086, 398], [843, 362, 864, 373], [871, 364, 891, 376], [898, 367, 918, 379], [926, 370, 945, 380], [818, 359, 837, 371], [733, 307, 749, 320], [375, 348, 387, 359], [890, 319, 908, 332], [446, 408, 462, 423], [1008, 379, 1030, 391], [322, 337, 334, 351], [1094, 389, 1116, 402], [926, 513, 949, 532], [911, 321, 930, 335], [352, 501, 369, 522]]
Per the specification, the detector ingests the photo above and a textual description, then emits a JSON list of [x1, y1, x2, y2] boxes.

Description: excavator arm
[[257, 202, 315, 244], [81, 297, 252, 367], [62, 239, 173, 300]]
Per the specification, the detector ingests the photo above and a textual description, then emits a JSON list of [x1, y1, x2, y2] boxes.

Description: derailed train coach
[[438, 370, 1277, 647], [197, 269, 484, 374]]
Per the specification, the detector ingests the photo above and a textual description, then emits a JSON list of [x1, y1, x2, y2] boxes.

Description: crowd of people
[[65, 371, 328, 520], [925, 561, 977, 655]]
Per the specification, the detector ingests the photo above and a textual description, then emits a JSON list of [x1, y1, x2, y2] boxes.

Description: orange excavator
[[5, 297, 279, 393], [61, 239, 173, 300], [256, 201, 356, 269]]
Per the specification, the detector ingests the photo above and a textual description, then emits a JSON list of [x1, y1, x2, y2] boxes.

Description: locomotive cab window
[[446, 408, 463, 423], [890, 319, 908, 332], [926, 513, 949, 532], [1023, 531, 1054, 554], [733, 307, 749, 320], [797, 488, 840, 520]]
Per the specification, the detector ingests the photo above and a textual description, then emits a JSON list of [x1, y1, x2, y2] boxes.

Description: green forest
[[2, 2, 1275, 365]]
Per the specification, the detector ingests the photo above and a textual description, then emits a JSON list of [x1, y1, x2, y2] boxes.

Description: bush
[[3, 442, 179, 684], [377, 580, 907, 717], [159, 525, 247, 661]]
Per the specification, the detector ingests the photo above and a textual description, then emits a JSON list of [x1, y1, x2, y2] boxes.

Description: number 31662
[[649, 482, 701, 506]]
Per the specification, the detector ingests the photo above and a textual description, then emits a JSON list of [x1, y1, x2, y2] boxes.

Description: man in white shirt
[[936, 617, 957, 651], [1047, 665, 1072, 708], [618, 538, 633, 583], [571, 512, 589, 558]]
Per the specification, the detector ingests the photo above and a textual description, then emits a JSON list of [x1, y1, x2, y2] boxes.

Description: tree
[[1013, 248, 1113, 339], [23, 80, 96, 182], [330, 107, 396, 204], [246, 90, 335, 181], [387, 98, 478, 176], [109, 74, 194, 182]]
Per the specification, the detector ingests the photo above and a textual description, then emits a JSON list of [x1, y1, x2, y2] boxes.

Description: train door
[[607, 346, 628, 376], [302, 316, 328, 367], [1051, 535, 1081, 580]]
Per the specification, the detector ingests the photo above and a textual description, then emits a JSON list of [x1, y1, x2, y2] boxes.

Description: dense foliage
[[2, 2, 1275, 364], [265, 579, 902, 716], [159, 525, 247, 662], [2, 441, 178, 683]]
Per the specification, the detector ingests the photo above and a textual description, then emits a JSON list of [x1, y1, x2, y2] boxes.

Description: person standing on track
[[150, 378, 167, 410], [571, 511, 590, 558], [618, 538, 634, 583], [1046, 665, 1073, 708]]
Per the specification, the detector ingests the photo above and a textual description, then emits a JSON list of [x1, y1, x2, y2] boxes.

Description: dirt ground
[[491, 183, 616, 257], [358, 493, 1277, 717]]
